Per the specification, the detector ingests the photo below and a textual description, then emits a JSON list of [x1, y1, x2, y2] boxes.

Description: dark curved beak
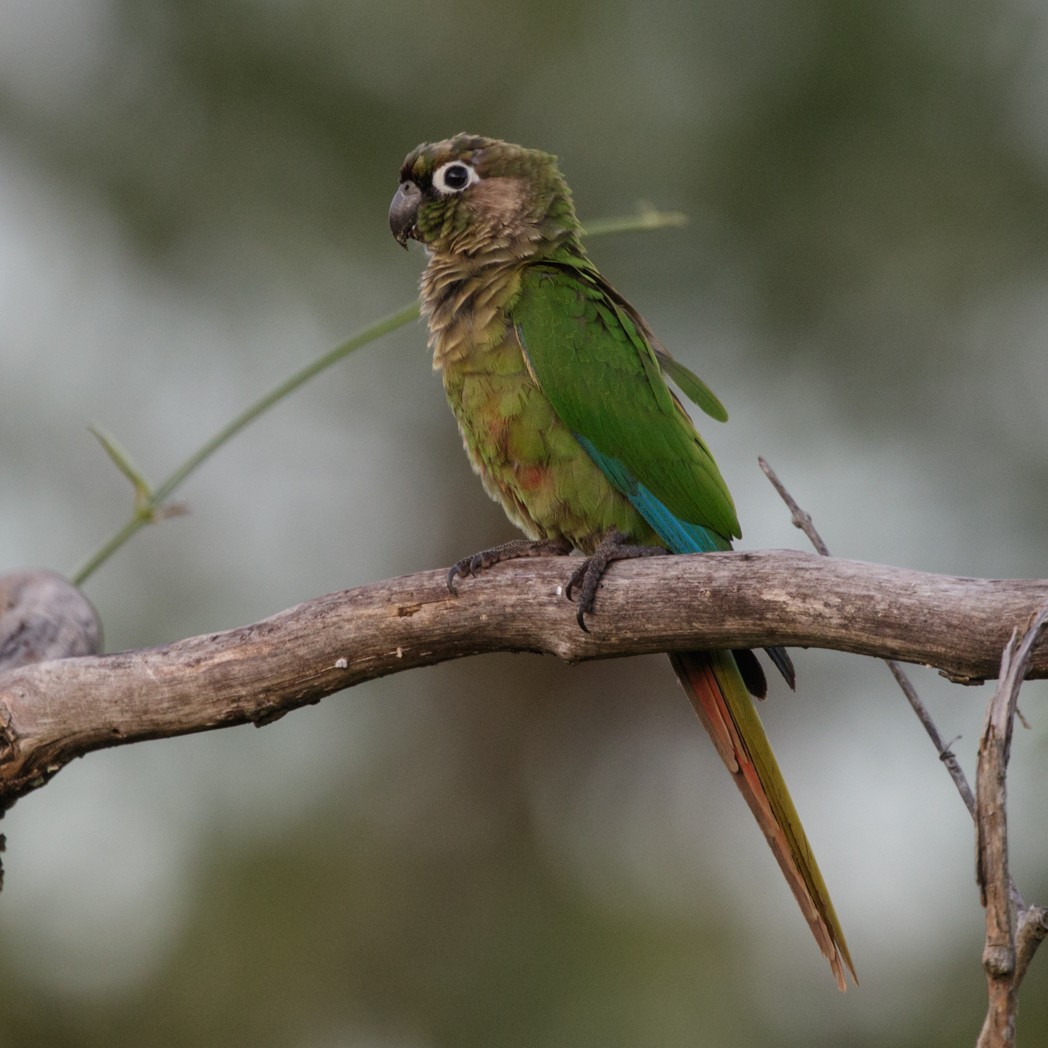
[[389, 181, 421, 247]]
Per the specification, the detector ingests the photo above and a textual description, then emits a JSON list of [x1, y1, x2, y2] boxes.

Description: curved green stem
[[71, 303, 419, 585], [152, 303, 419, 507], [582, 208, 687, 238], [71, 209, 685, 585]]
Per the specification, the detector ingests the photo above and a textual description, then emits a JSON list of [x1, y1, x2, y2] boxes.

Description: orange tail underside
[[670, 650, 856, 991]]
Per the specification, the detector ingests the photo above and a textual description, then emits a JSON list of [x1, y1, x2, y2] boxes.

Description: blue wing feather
[[576, 433, 795, 689], [574, 435, 731, 554]]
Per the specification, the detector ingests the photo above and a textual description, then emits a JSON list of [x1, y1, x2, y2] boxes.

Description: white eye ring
[[432, 160, 480, 195]]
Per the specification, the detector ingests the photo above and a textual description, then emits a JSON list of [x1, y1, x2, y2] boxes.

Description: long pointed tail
[[671, 649, 856, 990]]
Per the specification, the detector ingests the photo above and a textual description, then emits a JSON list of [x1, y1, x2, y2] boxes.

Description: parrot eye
[[432, 160, 478, 194]]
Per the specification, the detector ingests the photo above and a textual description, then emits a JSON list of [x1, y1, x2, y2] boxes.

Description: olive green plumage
[[390, 134, 854, 988], [390, 133, 736, 552], [512, 262, 738, 540]]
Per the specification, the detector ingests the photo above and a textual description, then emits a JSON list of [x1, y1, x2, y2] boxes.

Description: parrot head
[[389, 134, 580, 259]]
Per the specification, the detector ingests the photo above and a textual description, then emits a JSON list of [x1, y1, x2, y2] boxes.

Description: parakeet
[[389, 133, 855, 989]]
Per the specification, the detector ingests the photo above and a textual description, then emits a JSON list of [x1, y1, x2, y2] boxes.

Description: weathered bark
[[1, 550, 1046, 807]]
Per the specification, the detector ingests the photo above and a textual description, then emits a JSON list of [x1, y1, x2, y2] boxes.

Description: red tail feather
[[670, 650, 855, 990]]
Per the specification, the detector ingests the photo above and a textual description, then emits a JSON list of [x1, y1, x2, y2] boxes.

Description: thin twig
[[758, 456, 978, 814], [758, 458, 831, 557], [884, 659, 977, 818]]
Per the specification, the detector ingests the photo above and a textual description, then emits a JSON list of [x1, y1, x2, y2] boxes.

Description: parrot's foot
[[565, 530, 667, 632], [447, 538, 573, 593]]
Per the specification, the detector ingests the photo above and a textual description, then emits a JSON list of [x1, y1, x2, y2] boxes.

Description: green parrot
[[389, 133, 855, 989]]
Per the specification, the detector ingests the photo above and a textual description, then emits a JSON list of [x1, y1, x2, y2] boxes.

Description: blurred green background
[[2, 0, 1047, 1044]]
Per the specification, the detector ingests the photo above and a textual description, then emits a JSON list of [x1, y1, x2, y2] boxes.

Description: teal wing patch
[[512, 262, 740, 541], [573, 434, 731, 554]]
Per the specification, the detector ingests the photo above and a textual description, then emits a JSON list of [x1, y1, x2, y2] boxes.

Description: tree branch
[[2, 550, 1047, 811], [975, 603, 1048, 1048], [0, 571, 101, 670]]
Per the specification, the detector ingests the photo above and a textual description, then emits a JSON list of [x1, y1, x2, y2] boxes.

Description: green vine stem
[[70, 209, 687, 585]]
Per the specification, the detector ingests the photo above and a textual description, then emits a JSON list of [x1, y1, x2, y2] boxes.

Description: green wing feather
[[511, 261, 740, 541], [586, 269, 730, 424], [653, 349, 728, 423]]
